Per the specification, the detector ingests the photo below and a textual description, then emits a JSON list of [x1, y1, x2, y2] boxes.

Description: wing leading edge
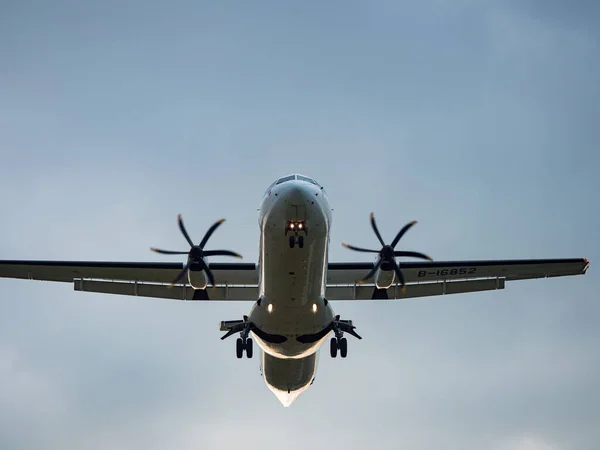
[[0, 260, 257, 284]]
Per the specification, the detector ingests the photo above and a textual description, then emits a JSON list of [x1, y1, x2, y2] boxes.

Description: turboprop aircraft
[[0, 174, 590, 406]]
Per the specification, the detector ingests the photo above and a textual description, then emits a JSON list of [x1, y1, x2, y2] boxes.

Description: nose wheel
[[289, 235, 304, 248]]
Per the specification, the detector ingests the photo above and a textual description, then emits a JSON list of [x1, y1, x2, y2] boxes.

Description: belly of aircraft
[[250, 194, 334, 356], [250, 183, 333, 404]]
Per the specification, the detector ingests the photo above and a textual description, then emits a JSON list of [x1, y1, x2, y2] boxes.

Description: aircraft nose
[[284, 185, 312, 204]]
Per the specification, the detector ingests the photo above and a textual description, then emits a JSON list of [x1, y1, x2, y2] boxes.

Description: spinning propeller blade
[[151, 215, 243, 288], [342, 213, 433, 288]]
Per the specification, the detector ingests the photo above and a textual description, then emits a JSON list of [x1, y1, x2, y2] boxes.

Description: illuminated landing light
[[268, 303, 273, 313], [298, 223, 303, 229], [312, 303, 317, 313], [290, 223, 295, 229]]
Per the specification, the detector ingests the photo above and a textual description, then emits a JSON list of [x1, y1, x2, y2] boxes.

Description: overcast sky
[[1, 1, 599, 449]]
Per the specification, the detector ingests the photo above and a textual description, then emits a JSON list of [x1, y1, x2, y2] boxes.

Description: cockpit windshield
[[265, 174, 323, 195], [297, 175, 317, 185], [276, 175, 296, 185]]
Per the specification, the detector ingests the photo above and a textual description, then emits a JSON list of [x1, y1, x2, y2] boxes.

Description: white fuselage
[[247, 176, 335, 406]]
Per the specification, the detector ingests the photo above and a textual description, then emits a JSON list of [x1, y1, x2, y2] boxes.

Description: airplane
[[0, 173, 590, 407]]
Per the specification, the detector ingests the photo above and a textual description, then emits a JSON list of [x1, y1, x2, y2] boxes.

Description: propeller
[[151, 214, 242, 288], [342, 212, 432, 291]]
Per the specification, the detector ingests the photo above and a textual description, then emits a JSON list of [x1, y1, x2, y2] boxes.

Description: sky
[[0, 0, 599, 449]]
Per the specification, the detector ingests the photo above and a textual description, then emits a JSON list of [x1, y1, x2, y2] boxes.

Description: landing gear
[[330, 337, 348, 358], [236, 337, 253, 359], [221, 316, 254, 359], [289, 235, 304, 248], [339, 337, 348, 358], [236, 338, 244, 359], [329, 315, 361, 359]]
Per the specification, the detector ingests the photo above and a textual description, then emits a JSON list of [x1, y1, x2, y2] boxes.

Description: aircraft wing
[[0, 257, 589, 302], [0, 260, 259, 301], [324, 258, 589, 300]]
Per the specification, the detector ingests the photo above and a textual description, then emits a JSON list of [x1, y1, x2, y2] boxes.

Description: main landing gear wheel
[[339, 337, 348, 358], [329, 316, 361, 359], [236, 337, 253, 358], [221, 316, 255, 359], [298, 235, 304, 248], [330, 337, 348, 358], [246, 338, 253, 358], [330, 337, 338, 358], [289, 236, 295, 248], [236, 338, 244, 359]]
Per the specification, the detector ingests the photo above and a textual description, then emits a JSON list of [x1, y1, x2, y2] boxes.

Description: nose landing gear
[[286, 221, 306, 248], [289, 235, 304, 248]]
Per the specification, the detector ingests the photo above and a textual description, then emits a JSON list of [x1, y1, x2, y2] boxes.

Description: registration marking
[[417, 267, 477, 277]]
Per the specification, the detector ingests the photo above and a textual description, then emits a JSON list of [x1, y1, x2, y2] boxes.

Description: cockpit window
[[297, 175, 317, 185], [276, 175, 296, 184]]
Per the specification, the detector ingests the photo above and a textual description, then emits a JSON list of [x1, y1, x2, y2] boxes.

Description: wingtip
[[342, 242, 349, 248]]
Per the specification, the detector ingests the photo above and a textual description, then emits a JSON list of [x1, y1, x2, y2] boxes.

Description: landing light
[[287, 221, 306, 231], [268, 303, 273, 313], [312, 303, 317, 313]]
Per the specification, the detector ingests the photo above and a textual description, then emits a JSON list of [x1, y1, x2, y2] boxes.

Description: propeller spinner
[[151, 214, 242, 288], [342, 212, 432, 291]]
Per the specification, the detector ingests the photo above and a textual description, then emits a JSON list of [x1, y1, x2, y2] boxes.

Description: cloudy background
[[1, 0, 598, 449]]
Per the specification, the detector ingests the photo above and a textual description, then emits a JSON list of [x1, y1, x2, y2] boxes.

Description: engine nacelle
[[374, 263, 396, 290], [187, 266, 208, 290]]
